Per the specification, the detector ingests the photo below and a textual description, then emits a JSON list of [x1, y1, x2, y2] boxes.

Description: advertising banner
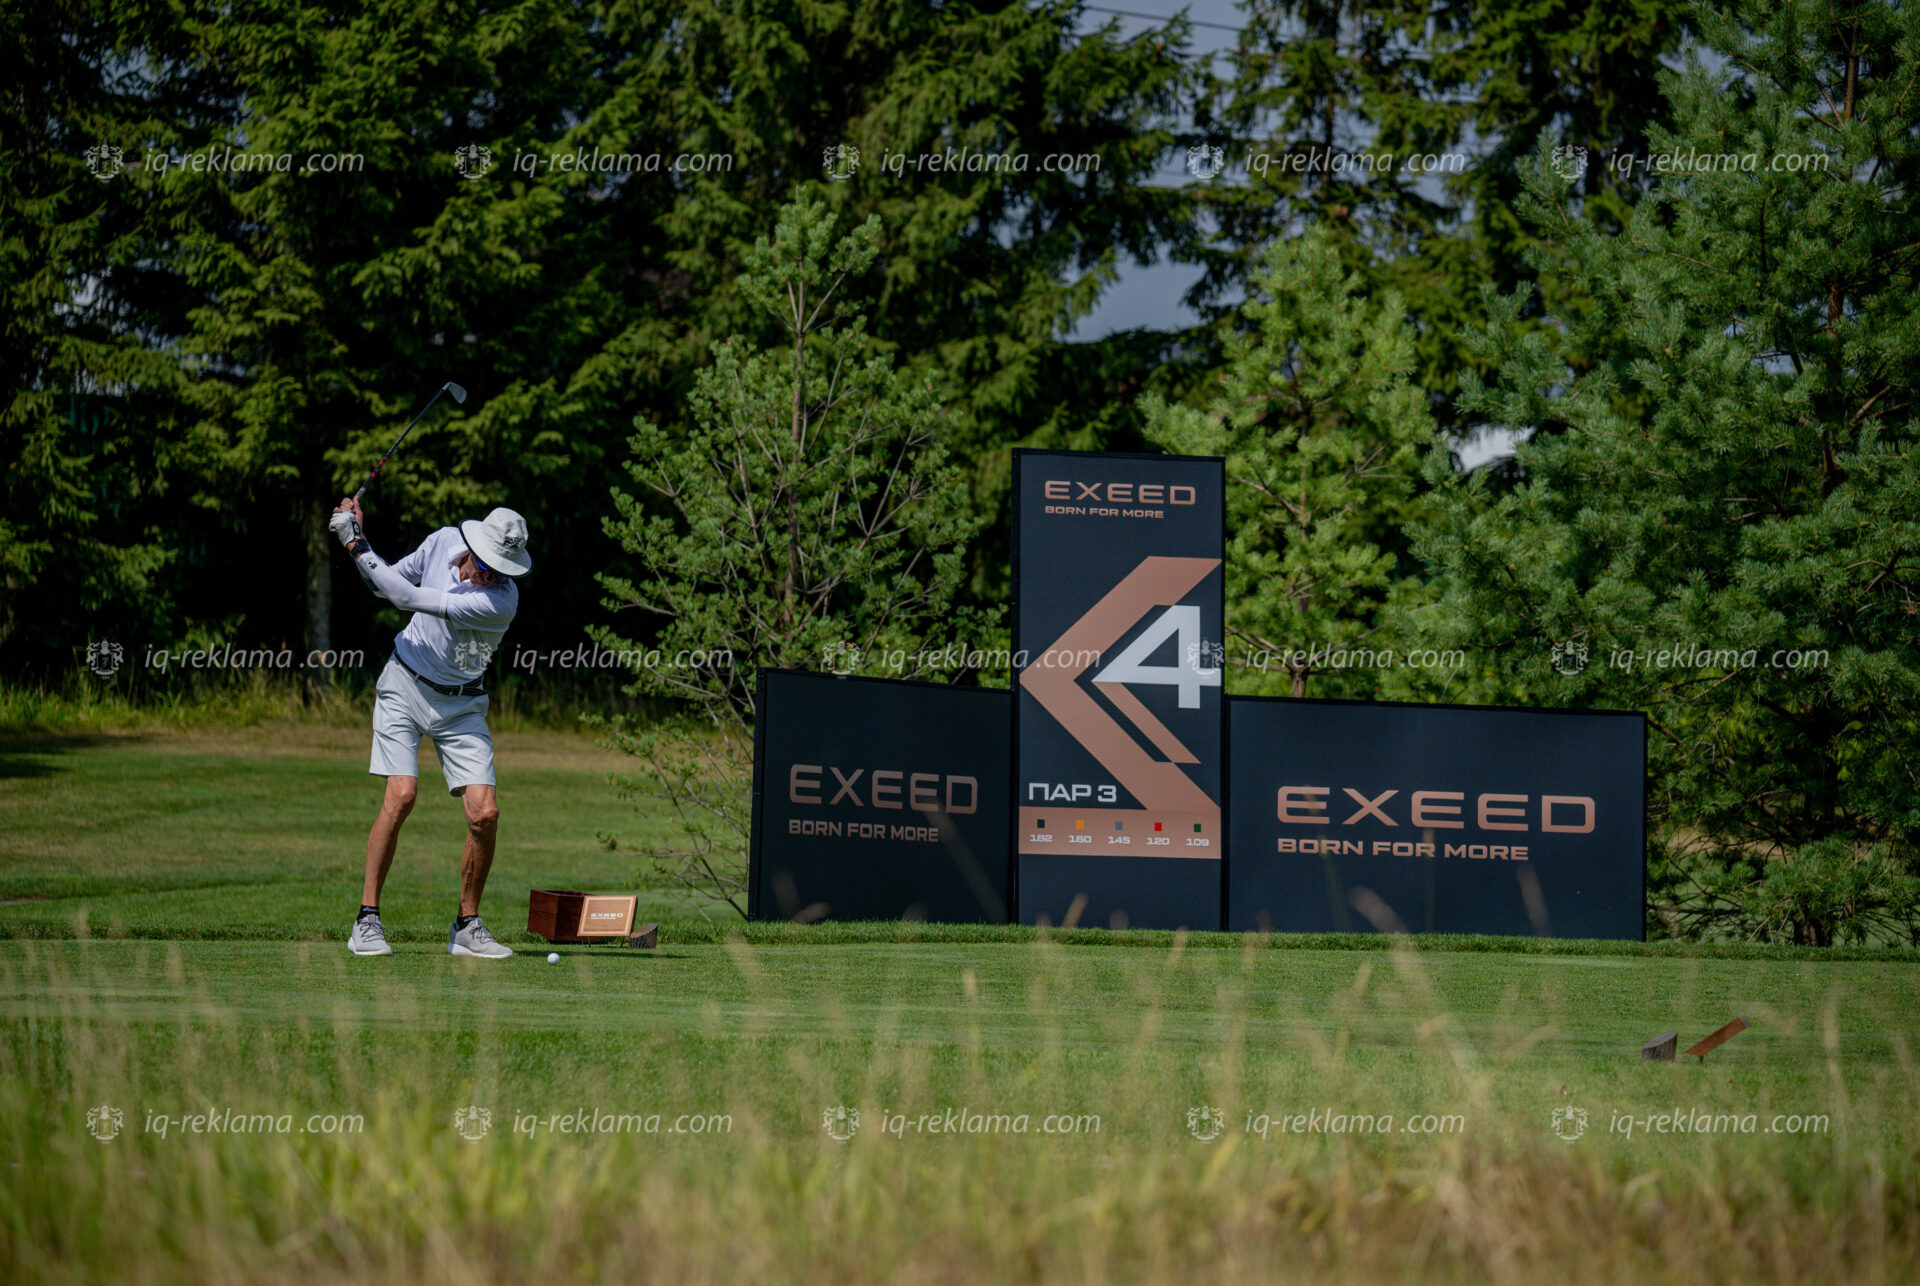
[[749, 669, 1011, 923], [1011, 449, 1226, 930], [1227, 697, 1646, 939]]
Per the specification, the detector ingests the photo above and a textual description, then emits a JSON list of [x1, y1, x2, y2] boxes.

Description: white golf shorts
[[368, 656, 495, 793]]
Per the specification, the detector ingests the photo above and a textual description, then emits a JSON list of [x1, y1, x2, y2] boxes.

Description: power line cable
[[1079, 4, 1244, 34]]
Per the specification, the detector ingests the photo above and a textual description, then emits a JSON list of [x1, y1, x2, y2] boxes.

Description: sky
[[1064, 2, 1246, 343]]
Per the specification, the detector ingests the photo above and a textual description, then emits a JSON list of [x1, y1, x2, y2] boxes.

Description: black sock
[[455, 913, 478, 930], [358, 905, 380, 921]]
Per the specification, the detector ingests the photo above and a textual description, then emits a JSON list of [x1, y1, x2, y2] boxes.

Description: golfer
[[329, 497, 532, 959]]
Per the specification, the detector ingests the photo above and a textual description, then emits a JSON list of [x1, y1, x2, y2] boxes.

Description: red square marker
[[1153, 822, 1163, 832]]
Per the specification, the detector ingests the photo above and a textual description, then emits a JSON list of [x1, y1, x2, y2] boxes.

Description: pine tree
[[9, 1, 1196, 672], [1141, 227, 1435, 698], [1191, 0, 1464, 291], [594, 189, 982, 914], [518, 0, 1201, 610], [0, 2, 211, 667], [1417, 0, 1920, 944], [1185, 0, 1679, 440], [166, 0, 599, 661]]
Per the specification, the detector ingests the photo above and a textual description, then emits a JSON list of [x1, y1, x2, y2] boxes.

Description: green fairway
[[3, 725, 1917, 1283], [0, 724, 700, 940], [9, 934, 1917, 1142]]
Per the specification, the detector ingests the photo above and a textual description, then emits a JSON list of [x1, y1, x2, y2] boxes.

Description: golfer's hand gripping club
[[340, 382, 463, 595], [331, 497, 370, 557]]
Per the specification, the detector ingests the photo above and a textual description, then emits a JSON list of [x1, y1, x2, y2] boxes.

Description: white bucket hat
[[460, 507, 533, 578]]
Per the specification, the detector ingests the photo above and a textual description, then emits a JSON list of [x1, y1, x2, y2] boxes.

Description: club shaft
[[354, 386, 450, 500]]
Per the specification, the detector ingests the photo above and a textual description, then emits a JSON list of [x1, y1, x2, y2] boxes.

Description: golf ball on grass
[[547, 952, 560, 964]]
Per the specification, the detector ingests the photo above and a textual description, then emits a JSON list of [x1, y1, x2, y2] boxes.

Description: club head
[[445, 382, 467, 404]]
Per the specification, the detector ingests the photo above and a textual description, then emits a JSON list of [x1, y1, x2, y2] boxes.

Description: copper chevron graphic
[[1012, 449, 1225, 925], [1019, 555, 1220, 813]]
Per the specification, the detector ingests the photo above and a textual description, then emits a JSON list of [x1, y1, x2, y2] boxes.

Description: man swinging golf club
[[329, 496, 532, 958]]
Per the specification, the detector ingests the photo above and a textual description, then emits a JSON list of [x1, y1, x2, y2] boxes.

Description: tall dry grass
[[2, 934, 1913, 1285]]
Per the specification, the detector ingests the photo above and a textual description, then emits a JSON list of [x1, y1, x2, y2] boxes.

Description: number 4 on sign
[[1092, 605, 1221, 709]]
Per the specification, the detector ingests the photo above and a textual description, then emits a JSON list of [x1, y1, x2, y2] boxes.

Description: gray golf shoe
[[449, 916, 514, 959], [348, 912, 393, 956]]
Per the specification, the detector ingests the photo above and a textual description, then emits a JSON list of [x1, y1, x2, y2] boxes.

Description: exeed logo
[[1278, 788, 1596, 833], [1043, 481, 1196, 505], [789, 765, 979, 814]]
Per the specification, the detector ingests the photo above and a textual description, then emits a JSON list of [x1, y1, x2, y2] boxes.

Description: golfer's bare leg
[[456, 784, 499, 918], [361, 775, 418, 906]]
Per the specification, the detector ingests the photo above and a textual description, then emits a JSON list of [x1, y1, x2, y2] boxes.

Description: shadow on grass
[[0, 734, 143, 779]]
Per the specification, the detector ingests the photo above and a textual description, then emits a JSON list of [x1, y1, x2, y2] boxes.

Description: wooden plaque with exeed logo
[[528, 890, 656, 946], [577, 894, 637, 936]]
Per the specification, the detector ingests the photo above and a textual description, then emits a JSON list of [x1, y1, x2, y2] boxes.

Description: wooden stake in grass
[[1642, 1031, 1678, 1061], [1686, 1017, 1748, 1063]]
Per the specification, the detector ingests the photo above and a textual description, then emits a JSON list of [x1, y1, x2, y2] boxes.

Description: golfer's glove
[[328, 509, 370, 556]]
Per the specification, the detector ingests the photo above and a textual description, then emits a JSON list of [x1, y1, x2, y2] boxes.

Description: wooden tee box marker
[[1686, 1016, 1748, 1062], [1642, 1032, 1678, 1061], [528, 889, 658, 948]]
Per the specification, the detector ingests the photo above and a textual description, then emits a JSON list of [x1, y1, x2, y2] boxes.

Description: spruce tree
[[1417, 0, 1920, 944], [0, 2, 212, 666], [1142, 227, 1436, 698], [1186, 0, 1679, 439], [10, 1, 1196, 669], [594, 189, 981, 914]]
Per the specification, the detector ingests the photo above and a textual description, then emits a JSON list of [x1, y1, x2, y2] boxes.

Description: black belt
[[392, 652, 486, 698]]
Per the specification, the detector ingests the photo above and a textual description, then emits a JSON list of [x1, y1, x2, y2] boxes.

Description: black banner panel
[[750, 669, 1011, 923], [1011, 450, 1226, 930], [1228, 697, 1646, 939]]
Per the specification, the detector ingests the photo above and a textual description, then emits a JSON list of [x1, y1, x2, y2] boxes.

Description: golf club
[[353, 381, 467, 502]]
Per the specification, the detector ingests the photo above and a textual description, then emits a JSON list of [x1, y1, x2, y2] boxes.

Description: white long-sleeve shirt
[[353, 527, 518, 686]]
